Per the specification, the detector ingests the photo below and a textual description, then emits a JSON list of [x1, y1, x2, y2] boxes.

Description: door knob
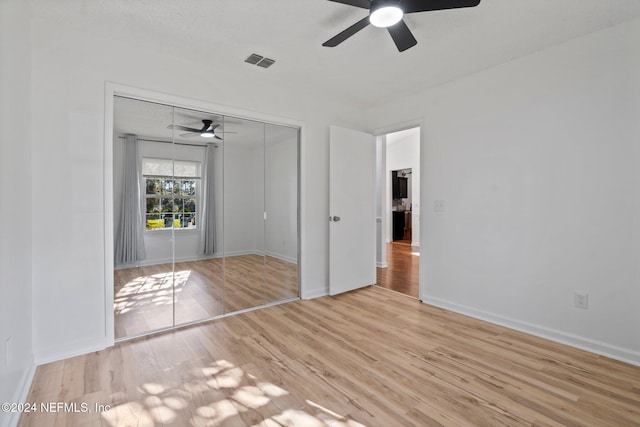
[[332, 216, 341, 222]]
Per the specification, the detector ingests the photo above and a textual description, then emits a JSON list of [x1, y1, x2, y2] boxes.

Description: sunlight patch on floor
[[101, 358, 368, 427], [139, 382, 166, 395], [233, 385, 271, 408]]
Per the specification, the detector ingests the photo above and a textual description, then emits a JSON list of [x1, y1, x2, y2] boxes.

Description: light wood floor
[[20, 286, 640, 426], [115, 255, 298, 338], [376, 242, 419, 298]]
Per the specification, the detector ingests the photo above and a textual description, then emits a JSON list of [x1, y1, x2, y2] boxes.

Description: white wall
[[28, 11, 365, 362], [0, 1, 35, 426], [224, 142, 264, 256], [265, 130, 299, 263], [386, 128, 420, 250], [366, 18, 640, 364]]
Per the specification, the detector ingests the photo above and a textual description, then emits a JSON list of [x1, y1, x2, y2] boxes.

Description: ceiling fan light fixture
[[323, 0, 481, 52], [201, 132, 215, 138], [369, 4, 403, 28]]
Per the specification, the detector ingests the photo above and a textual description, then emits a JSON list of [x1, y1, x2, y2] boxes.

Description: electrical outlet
[[434, 200, 445, 212], [574, 292, 589, 309]]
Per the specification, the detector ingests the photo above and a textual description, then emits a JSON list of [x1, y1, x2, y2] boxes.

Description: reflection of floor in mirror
[[114, 255, 298, 339]]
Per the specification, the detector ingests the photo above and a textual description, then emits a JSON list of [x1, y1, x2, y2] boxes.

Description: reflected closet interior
[[113, 96, 299, 339]]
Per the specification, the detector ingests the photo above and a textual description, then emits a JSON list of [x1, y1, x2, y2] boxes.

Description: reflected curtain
[[115, 134, 146, 264], [201, 142, 216, 255]]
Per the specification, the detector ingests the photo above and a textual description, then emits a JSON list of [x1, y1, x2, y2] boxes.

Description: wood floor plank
[[19, 286, 640, 427], [376, 242, 419, 297]]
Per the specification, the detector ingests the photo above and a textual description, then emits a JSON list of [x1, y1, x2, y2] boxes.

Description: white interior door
[[329, 125, 376, 295]]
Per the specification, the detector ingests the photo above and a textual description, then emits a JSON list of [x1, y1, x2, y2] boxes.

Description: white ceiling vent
[[245, 53, 275, 69], [256, 58, 275, 68]]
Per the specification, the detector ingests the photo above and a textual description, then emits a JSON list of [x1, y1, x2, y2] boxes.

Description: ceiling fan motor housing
[[370, 0, 403, 13], [369, 0, 404, 28], [201, 119, 213, 131]]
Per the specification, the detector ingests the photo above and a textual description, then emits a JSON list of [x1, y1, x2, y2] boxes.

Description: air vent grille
[[245, 53, 275, 69], [244, 53, 263, 65], [256, 58, 275, 68]]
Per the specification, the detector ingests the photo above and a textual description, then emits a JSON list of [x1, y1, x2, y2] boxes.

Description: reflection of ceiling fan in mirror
[[167, 119, 235, 140]]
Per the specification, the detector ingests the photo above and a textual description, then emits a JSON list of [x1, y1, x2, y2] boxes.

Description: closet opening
[[112, 95, 300, 340]]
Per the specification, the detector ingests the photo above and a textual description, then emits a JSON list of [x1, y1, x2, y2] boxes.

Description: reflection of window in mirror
[[142, 157, 201, 231]]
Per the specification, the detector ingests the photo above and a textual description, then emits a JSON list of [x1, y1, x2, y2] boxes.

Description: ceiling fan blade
[[403, 0, 480, 14], [214, 135, 223, 140], [168, 124, 201, 133], [179, 132, 200, 138], [326, 0, 370, 9], [323, 16, 371, 47], [387, 20, 417, 52]]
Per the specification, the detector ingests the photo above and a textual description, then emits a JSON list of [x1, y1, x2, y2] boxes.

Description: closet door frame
[[104, 82, 304, 347]]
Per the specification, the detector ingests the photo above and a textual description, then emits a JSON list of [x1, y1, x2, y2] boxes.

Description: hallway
[[375, 241, 419, 298]]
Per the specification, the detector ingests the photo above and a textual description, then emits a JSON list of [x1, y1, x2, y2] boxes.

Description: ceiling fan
[[323, 0, 481, 52], [167, 119, 233, 140]]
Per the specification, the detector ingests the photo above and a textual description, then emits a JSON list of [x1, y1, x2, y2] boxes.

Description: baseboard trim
[[263, 251, 298, 264], [302, 287, 328, 300], [116, 251, 298, 270], [376, 262, 388, 268], [420, 295, 640, 367], [2, 363, 36, 427], [34, 340, 107, 366], [116, 253, 223, 269]]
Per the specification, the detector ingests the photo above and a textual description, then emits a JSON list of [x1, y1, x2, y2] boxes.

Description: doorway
[[375, 127, 421, 298]]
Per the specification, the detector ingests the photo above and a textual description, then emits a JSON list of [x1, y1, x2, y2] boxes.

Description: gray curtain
[[115, 134, 146, 265], [201, 142, 217, 255]]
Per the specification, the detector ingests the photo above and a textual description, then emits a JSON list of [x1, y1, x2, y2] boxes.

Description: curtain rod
[[117, 136, 218, 148]]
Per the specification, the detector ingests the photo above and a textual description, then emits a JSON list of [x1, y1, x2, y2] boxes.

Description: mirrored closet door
[[113, 96, 299, 340], [264, 124, 299, 304]]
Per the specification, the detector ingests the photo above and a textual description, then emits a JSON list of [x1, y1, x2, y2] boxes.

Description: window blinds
[[141, 158, 201, 178]]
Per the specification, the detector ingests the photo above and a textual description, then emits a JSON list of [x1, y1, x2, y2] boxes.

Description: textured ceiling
[[32, 0, 640, 108]]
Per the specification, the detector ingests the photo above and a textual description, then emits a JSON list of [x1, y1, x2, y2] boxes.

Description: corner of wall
[[0, 1, 35, 427], [0, 363, 37, 427]]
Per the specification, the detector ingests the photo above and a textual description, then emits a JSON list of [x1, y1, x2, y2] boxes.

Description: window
[[142, 158, 201, 231]]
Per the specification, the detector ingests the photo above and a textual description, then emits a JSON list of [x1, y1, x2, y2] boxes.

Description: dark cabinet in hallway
[[392, 211, 404, 240], [392, 210, 412, 241]]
